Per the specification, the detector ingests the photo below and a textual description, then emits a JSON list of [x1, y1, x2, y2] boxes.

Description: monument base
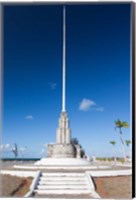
[[34, 158, 91, 166], [48, 144, 75, 158]]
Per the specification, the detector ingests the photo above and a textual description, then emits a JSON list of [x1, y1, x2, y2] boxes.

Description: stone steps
[[40, 177, 86, 181], [35, 189, 91, 195], [37, 185, 88, 190], [34, 172, 93, 197], [34, 194, 93, 199], [38, 180, 87, 185], [42, 172, 85, 176]]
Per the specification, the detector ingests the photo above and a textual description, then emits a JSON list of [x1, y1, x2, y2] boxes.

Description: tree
[[71, 138, 79, 146], [109, 140, 116, 162], [115, 119, 129, 162], [71, 138, 85, 158], [11, 143, 18, 158], [80, 149, 85, 158], [125, 140, 131, 147], [125, 140, 131, 161]]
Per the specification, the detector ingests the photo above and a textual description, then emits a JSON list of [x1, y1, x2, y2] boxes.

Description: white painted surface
[[37, 185, 88, 189], [34, 158, 91, 166], [13, 164, 129, 170], [115, 163, 132, 167], [14, 165, 96, 169], [35, 172, 93, 196], [42, 172, 85, 176], [86, 171, 95, 190], [39, 180, 87, 185], [30, 171, 41, 190], [1, 170, 37, 177], [35, 189, 91, 195], [40, 176, 86, 181], [89, 169, 132, 177], [14, 165, 37, 169], [25, 171, 41, 197]]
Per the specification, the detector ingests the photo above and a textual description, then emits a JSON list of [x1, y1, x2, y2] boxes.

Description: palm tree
[[125, 140, 131, 147], [115, 119, 129, 162], [109, 141, 116, 163], [125, 140, 131, 161]]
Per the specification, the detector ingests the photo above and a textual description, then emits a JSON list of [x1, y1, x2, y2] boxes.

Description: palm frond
[[110, 140, 116, 145], [122, 122, 129, 128], [115, 119, 122, 128], [125, 140, 131, 146], [115, 119, 129, 129]]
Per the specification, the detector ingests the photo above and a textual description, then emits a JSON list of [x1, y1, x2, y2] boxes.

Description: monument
[[35, 6, 90, 166], [47, 6, 75, 158]]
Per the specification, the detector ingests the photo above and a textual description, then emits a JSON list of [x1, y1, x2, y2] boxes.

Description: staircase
[[34, 172, 96, 198]]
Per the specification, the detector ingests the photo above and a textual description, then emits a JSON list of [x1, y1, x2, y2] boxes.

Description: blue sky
[[2, 4, 131, 158]]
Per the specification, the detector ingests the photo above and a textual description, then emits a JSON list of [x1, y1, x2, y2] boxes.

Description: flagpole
[[62, 6, 66, 112]]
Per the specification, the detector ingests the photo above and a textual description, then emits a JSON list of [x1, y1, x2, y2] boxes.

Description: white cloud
[[95, 107, 104, 112], [79, 99, 96, 111], [49, 142, 54, 145], [49, 82, 57, 90], [0, 144, 3, 150], [43, 143, 48, 148], [25, 115, 33, 120], [40, 148, 45, 154], [5, 144, 11, 149], [19, 147, 27, 152], [79, 98, 104, 112], [5, 144, 12, 151], [1, 144, 12, 152]]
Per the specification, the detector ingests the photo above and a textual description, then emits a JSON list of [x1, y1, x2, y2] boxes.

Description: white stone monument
[[47, 6, 75, 158], [35, 6, 90, 166]]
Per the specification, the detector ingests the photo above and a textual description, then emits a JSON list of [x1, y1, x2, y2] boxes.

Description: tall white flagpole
[[62, 6, 66, 112]]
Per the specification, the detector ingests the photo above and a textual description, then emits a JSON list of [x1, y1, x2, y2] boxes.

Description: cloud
[[1, 144, 28, 157], [79, 99, 96, 111], [19, 147, 27, 152], [1, 144, 12, 152], [43, 143, 48, 148], [95, 107, 104, 112], [5, 144, 11, 149], [40, 148, 45, 154], [49, 82, 57, 90], [25, 115, 33, 120], [0, 144, 3, 150], [79, 98, 104, 112]]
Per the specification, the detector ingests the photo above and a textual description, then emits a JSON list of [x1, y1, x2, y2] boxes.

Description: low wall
[[0, 170, 37, 177], [89, 169, 132, 177]]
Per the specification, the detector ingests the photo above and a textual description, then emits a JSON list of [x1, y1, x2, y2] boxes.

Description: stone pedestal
[[48, 144, 74, 158], [47, 111, 75, 158]]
